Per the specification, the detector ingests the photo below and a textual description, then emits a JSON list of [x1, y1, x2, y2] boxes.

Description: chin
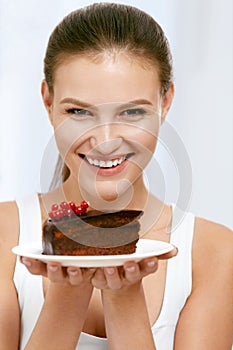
[[98, 180, 132, 200], [80, 179, 134, 210]]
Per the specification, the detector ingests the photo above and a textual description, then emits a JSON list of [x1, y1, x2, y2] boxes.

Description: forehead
[[53, 55, 161, 105]]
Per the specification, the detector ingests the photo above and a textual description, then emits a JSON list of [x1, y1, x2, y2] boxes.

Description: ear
[[41, 80, 54, 124], [161, 83, 174, 123]]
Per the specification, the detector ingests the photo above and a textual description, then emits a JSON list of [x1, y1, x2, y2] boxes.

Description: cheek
[[130, 125, 158, 153], [129, 116, 160, 150], [142, 132, 158, 152], [53, 119, 88, 159], [129, 130, 158, 172]]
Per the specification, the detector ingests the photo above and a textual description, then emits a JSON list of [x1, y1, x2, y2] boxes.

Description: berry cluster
[[48, 200, 89, 220]]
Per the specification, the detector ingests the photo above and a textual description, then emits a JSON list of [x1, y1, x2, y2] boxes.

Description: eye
[[66, 108, 93, 117], [121, 108, 146, 115], [119, 108, 147, 120]]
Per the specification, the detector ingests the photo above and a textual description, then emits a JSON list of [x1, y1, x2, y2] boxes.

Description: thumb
[[157, 246, 178, 260]]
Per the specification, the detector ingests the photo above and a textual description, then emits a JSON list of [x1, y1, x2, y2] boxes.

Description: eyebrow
[[127, 99, 153, 106], [60, 98, 92, 108], [60, 97, 154, 108]]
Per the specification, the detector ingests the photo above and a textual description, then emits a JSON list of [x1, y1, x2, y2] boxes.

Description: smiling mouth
[[78, 153, 134, 168]]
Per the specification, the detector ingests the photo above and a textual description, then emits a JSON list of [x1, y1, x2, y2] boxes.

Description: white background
[[0, 0, 232, 228]]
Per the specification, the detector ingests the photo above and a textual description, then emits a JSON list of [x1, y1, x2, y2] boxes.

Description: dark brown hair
[[44, 3, 173, 188]]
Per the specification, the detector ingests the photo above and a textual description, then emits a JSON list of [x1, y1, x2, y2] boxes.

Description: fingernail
[[105, 267, 115, 275], [22, 258, 32, 267], [68, 269, 78, 276], [126, 265, 136, 272], [48, 265, 58, 272], [147, 260, 156, 267]]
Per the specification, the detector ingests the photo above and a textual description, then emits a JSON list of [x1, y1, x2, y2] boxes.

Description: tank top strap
[[14, 194, 44, 349], [16, 193, 42, 244], [155, 204, 195, 327], [170, 204, 195, 296]]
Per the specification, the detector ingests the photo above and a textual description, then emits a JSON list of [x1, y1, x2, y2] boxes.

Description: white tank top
[[14, 193, 195, 349]]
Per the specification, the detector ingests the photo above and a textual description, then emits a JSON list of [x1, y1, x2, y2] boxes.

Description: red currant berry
[[60, 201, 69, 210], [81, 200, 89, 210], [62, 209, 68, 216], [67, 208, 72, 216], [54, 210, 63, 219], [74, 206, 83, 215], [68, 202, 76, 210], [48, 211, 55, 219], [51, 204, 59, 212], [59, 209, 64, 217]]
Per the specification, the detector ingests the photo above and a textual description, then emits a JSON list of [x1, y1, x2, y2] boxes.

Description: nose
[[89, 123, 123, 155]]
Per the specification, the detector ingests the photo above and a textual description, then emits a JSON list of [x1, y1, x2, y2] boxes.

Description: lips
[[78, 153, 134, 169]]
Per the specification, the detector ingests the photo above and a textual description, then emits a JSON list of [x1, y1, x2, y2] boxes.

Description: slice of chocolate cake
[[42, 202, 143, 256]]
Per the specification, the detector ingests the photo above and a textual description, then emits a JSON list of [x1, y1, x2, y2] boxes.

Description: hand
[[91, 247, 178, 290], [20, 257, 96, 286]]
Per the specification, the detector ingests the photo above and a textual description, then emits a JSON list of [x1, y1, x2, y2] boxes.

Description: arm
[[0, 202, 21, 350], [21, 260, 95, 350], [25, 281, 93, 350], [92, 250, 178, 350], [0, 280, 20, 350], [102, 282, 155, 350], [174, 219, 233, 349]]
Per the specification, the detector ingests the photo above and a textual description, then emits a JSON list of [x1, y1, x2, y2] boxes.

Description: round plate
[[12, 239, 174, 267]]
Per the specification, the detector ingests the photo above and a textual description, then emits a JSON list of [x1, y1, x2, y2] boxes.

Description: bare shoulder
[[0, 201, 19, 279], [0, 200, 19, 244], [0, 201, 21, 348], [174, 217, 233, 347], [192, 216, 233, 286]]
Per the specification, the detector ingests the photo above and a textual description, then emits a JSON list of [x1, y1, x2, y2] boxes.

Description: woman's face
[[42, 54, 173, 205]]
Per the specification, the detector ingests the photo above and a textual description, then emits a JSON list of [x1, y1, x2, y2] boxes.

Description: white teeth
[[105, 161, 113, 167], [86, 156, 126, 168], [112, 159, 118, 166], [88, 158, 94, 165]]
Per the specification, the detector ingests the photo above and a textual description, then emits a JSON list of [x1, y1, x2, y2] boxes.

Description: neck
[[41, 174, 170, 236]]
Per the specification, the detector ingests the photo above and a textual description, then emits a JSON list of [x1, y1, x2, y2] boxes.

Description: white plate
[[12, 239, 174, 267]]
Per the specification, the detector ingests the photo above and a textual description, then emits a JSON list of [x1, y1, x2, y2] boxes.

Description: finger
[[139, 257, 158, 276], [67, 267, 96, 285], [47, 263, 66, 283], [157, 246, 178, 260], [20, 257, 47, 277], [123, 261, 141, 284], [82, 268, 97, 281], [104, 267, 122, 289], [67, 267, 83, 285], [91, 268, 107, 289]]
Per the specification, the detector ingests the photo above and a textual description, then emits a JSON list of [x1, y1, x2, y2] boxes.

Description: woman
[[0, 3, 232, 350]]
